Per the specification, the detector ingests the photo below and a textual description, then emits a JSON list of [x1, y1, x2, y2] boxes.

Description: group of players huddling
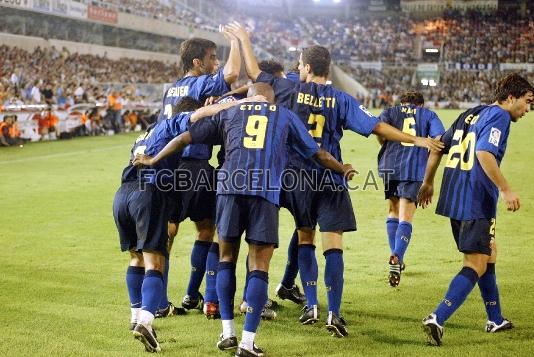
[[112, 22, 534, 355]]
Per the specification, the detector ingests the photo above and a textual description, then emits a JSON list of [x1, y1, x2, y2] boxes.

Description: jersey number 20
[[445, 130, 475, 171], [243, 115, 268, 149]]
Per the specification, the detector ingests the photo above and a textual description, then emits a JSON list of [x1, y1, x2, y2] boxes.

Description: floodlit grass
[[1, 109, 533, 356]]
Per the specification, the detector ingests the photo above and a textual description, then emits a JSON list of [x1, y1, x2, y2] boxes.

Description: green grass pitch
[[1, 109, 533, 356]]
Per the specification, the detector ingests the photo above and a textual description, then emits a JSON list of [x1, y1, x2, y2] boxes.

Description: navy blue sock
[[281, 230, 299, 288], [204, 242, 219, 303], [298, 244, 318, 306], [216, 262, 236, 320], [478, 263, 503, 324], [324, 249, 344, 316], [242, 255, 250, 301], [434, 267, 479, 325], [186, 240, 211, 298], [158, 257, 170, 309], [126, 266, 145, 308], [393, 221, 412, 263], [243, 271, 268, 333], [141, 270, 164, 315], [386, 218, 399, 253]]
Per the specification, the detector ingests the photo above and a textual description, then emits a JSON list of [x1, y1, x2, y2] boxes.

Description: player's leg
[[133, 250, 165, 353], [216, 239, 241, 350], [478, 221, 512, 332], [237, 243, 274, 357], [423, 219, 492, 346], [276, 229, 306, 304], [156, 221, 186, 317], [182, 219, 214, 310], [389, 197, 416, 287], [215, 194, 243, 351], [386, 198, 400, 253], [126, 251, 145, 330], [297, 227, 320, 324], [204, 235, 220, 319], [240, 253, 278, 320], [322, 231, 348, 337]]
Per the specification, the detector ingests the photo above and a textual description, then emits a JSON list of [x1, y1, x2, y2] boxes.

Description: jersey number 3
[[445, 130, 475, 171], [243, 115, 268, 149]]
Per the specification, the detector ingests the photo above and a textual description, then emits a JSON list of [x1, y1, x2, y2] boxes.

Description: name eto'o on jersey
[[296, 92, 336, 108]]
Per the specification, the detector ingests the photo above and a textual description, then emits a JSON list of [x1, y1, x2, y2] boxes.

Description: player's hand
[[501, 188, 520, 212], [132, 154, 154, 167], [204, 96, 219, 106], [417, 182, 434, 208], [240, 95, 267, 103], [219, 24, 238, 42], [342, 163, 357, 181], [226, 21, 250, 42], [414, 137, 444, 152]]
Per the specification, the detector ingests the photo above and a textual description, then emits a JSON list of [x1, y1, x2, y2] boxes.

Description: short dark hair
[[302, 46, 331, 77], [173, 96, 202, 115], [400, 90, 424, 106], [180, 38, 217, 73], [259, 60, 284, 76], [494, 73, 534, 102]]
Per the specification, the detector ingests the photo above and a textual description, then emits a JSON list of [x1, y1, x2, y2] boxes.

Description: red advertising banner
[[87, 5, 117, 24]]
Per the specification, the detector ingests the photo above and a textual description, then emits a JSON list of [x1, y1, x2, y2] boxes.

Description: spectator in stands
[[0, 115, 22, 146], [42, 82, 55, 105], [107, 90, 123, 133], [34, 107, 59, 140], [30, 81, 41, 104]]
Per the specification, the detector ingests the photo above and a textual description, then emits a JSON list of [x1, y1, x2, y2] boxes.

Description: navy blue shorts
[[280, 187, 315, 229], [384, 180, 422, 203], [172, 159, 216, 223], [216, 194, 279, 246], [113, 181, 169, 255], [312, 187, 356, 232], [450, 218, 495, 256]]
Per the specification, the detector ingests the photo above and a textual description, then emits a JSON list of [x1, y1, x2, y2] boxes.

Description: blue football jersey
[[138, 112, 192, 187], [158, 68, 230, 160], [436, 105, 511, 220], [189, 102, 319, 206], [120, 124, 155, 184], [256, 71, 379, 185], [378, 105, 445, 181]]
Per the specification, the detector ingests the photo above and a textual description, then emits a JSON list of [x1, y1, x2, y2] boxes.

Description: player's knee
[[196, 229, 214, 242], [167, 222, 178, 239], [298, 228, 315, 245], [129, 251, 144, 267]]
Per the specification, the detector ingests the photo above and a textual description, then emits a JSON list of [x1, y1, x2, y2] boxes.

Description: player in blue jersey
[[133, 82, 355, 357], [377, 91, 445, 287], [157, 31, 242, 316], [417, 73, 533, 346], [227, 21, 444, 337], [114, 96, 259, 353]]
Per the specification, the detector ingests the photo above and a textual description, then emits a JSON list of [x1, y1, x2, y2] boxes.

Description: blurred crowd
[[0, 45, 178, 107]]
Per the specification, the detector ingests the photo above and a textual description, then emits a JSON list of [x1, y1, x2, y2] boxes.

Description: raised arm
[[221, 26, 241, 84], [373, 122, 444, 152], [477, 151, 520, 211], [226, 22, 261, 81]]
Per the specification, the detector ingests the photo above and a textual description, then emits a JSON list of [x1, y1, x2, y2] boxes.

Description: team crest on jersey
[[359, 104, 373, 118], [489, 127, 501, 147]]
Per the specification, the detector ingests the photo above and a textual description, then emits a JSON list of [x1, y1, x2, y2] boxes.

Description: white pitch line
[[0, 144, 130, 165]]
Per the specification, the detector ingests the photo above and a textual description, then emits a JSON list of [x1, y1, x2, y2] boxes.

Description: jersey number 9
[[243, 115, 268, 149]]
